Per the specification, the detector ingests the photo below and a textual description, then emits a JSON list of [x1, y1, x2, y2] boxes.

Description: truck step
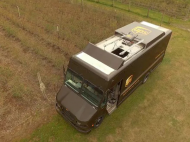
[[107, 105, 117, 114]]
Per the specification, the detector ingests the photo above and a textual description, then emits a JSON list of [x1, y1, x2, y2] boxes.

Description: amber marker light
[[92, 124, 94, 127]]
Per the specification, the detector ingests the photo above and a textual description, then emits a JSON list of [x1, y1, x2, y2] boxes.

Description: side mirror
[[63, 61, 68, 76]]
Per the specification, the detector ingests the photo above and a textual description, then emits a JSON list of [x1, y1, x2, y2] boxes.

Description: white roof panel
[[141, 21, 169, 33], [76, 52, 115, 75]]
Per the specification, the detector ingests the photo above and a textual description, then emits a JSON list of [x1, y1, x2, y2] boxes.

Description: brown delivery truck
[[56, 21, 172, 133]]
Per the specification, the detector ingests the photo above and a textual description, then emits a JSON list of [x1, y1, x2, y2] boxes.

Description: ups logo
[[131, 26, 151, 35], [125, 75, 133, 87]]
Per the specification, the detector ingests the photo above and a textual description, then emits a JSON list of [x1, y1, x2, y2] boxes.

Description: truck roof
[[73, 21, 171, 79]]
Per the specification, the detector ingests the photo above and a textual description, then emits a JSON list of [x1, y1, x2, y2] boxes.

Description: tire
[[94, 115, 104, 128], [143, 72, 150, 84]]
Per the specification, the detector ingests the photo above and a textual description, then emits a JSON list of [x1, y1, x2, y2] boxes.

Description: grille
[[61, 106, 75, 122]]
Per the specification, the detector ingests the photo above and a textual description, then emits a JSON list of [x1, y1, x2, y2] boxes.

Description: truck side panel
[[114, 32, 172, 105]]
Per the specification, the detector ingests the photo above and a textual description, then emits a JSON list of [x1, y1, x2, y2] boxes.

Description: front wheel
[[94, 115, 104, 128]]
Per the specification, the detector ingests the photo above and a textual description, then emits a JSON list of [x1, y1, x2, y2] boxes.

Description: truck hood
[[56, 85, 97, 122]]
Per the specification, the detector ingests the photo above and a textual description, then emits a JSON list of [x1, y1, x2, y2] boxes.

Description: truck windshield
[[81, 80, 103, 107], [65, 69, 82, 92]]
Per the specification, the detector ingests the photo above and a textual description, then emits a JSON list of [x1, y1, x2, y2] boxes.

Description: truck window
[[81, 80, 103, 107], [65, 69, 83, 93]]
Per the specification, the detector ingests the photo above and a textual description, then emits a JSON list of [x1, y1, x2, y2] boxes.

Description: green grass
[[86, 0, 190, 28], [87, 0, 172, 22]]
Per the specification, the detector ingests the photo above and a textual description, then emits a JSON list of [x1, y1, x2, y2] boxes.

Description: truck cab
[[56, 56, 109, 133]]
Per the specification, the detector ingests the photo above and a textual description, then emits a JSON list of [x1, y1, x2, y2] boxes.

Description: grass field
[[0, 0, 190, 142]]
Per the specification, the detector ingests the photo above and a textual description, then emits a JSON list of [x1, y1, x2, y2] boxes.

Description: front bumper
[[56, 103, 91, 133]]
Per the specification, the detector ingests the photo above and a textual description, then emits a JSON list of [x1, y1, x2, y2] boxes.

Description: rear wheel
[[143, 72, 150, 84]]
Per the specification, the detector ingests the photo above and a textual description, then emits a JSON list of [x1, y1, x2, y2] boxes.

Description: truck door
[[107, 80, 122, 114]]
